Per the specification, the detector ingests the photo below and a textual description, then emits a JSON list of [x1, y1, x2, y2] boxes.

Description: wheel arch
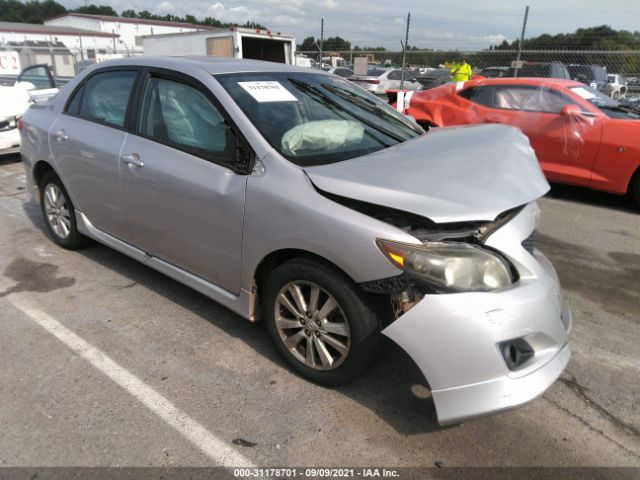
[[32, 159, 56, 188], [627, 163, 640, 202], [253, 249, 357, 299]]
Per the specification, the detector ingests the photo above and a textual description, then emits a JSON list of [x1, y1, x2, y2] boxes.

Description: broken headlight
[[377, 239, 514, 292]]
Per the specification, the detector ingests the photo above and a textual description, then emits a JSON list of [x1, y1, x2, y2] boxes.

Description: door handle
[[55, 129, 68, 141], [121, 153, 144, 168]]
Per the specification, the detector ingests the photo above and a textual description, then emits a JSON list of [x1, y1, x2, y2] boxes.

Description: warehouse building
[[44, 13, 212, 53]]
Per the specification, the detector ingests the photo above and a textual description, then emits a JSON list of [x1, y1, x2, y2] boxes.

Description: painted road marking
[[9, 296, 253, 467]]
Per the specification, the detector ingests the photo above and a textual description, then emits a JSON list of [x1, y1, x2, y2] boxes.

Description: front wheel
[[263, 258, 381, 386]]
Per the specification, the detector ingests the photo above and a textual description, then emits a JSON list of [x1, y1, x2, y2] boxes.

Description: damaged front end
[[332, 194, 571, 425], [328, 191, 523, 319]]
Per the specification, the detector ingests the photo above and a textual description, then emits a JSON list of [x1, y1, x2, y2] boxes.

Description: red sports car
[[394, 78, 640, 208]]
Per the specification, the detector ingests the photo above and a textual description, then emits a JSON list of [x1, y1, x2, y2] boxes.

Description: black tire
[[39, 171, 89, 249], [630, 171, 640, 210], [263, 257, 381, 386]]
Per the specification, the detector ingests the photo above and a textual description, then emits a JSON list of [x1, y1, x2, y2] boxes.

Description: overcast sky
[[57, 0, 640, 50]]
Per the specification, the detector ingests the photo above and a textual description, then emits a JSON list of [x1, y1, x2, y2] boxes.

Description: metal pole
[[319, 17, 324, 67], [48, 34, 57, 78], [400, 12, 410, 89], [514, 5, 529, 78], [79, 35, 84, 62]]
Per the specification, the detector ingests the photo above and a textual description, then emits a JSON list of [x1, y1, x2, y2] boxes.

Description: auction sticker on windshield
[[238, 81, 298, 102]]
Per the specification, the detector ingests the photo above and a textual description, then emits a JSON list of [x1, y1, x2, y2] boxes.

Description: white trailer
[[143, 27, 295, 64]]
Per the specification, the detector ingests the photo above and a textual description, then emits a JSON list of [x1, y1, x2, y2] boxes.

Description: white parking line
[[8, 296, 253, 467]]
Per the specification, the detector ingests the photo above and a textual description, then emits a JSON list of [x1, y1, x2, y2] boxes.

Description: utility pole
[[319, 17, 324, 67], [514, 5, 529, 78], [400, 12, 410, 89]]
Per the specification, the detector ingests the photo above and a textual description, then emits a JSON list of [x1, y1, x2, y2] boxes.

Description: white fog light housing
[[377, 239, 514, 292]]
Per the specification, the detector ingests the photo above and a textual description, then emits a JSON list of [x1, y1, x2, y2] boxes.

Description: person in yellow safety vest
[[451, 58, 472, 82]]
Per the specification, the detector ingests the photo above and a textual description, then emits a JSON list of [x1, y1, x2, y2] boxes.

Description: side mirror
[[560, 104, 582, 116], [226, 127, 255, 174]]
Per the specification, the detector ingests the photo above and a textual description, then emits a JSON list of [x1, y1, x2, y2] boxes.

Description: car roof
[[83, 56, 325, 76], [466, 77, 583, 88]]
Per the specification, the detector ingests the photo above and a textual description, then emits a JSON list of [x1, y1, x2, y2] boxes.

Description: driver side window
[[490, 85, 570, 114]]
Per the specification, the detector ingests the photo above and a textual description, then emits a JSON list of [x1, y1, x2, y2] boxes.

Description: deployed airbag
[[281, 120, 364, 156]]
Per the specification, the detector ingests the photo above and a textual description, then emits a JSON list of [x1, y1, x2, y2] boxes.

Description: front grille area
[[522, 231, 536, 255]]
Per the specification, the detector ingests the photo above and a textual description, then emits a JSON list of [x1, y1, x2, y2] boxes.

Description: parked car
[[505, 62, 571, 80], [0, 64, 58, 155], [326, 66, 353, 78], [478, 66, 509, 78], [21, 57, 571, 425], [604, 74, 628, 99], [566, 64, 608, 91], [415, 68, 451, 90], [348, 67, 421, 95], [626, 77, 640, 94], [398, 77, 640, 207]]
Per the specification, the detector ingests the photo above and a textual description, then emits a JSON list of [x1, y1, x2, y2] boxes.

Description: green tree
[[71, 4, 117, 16], [298, 36, 317, 51]]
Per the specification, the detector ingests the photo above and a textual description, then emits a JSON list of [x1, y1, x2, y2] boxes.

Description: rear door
[[118, 69, 247, 293], [49, 68, 139, 239]]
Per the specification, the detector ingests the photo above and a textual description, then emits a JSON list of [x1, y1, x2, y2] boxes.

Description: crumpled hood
[[305, 124, 549, 223], [0, 85, 30, 119]]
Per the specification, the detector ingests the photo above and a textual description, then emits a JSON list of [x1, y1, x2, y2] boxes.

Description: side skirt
[[75, 211, 253, 320]]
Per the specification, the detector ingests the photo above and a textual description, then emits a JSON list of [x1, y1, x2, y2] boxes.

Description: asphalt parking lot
[[0, 154, 638, 468]]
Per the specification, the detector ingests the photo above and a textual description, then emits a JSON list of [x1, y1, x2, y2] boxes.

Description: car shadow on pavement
[[547, 183, 637, 213], [20, 199, 447, 436]]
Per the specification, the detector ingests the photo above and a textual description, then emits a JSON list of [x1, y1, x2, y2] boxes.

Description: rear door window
[[78, 70, 137, 128]]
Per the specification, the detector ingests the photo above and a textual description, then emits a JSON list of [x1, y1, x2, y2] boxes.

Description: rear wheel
[[263, 258, 381, 386], [39, 171, 89, 249]]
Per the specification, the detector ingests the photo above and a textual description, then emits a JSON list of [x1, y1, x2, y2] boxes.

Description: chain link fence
[[2, 46, 640, 95], [298, 49, 640, 74], [297, 49, 640, 95]]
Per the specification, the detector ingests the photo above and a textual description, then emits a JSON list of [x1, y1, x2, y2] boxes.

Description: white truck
[[143, 27, 296, 64]]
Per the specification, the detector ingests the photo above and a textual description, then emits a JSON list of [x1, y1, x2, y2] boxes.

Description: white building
[[44, 13, 212, 53], [0, 21, 119, 53], [0, 21, 120, 76]]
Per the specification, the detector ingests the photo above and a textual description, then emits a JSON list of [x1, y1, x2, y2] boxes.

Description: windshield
[[216, 72, 423, 166], [570, 85, 618, 108], [570, 85, 640, 119]]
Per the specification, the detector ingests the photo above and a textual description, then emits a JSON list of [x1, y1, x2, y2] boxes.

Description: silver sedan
[[20, 57, 570, 425]]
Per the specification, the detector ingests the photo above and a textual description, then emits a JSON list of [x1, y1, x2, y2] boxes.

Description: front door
[[484, 84, 602, 186], [119, 71, 247, 294]]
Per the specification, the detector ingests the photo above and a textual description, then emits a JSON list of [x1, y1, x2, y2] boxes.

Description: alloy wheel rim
[[44, 183, 71, 239], [274, 281, 351, 371]]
